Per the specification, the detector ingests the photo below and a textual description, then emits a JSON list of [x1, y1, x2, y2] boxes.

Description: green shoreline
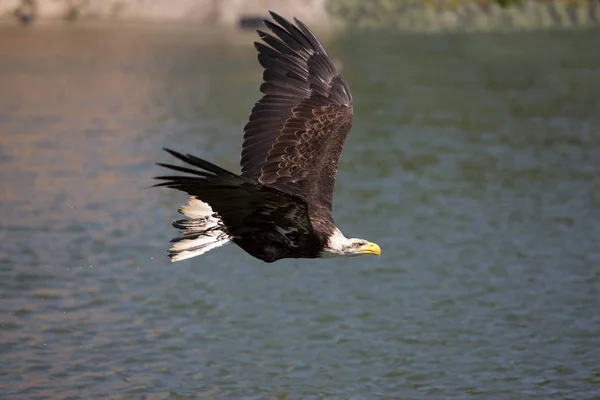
[[327, 0, 600, 32]]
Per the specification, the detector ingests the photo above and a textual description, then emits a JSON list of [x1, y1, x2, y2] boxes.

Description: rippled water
[[1, 23, 599, 399]]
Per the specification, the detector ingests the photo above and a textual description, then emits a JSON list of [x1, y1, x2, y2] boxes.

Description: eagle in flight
[[154, 11, 381, 263]]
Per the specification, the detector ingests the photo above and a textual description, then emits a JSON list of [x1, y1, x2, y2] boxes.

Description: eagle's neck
[[319, 228, 351, 258]]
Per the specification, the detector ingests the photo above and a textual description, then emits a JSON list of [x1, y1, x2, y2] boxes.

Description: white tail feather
[[168, 197, 230, 262]]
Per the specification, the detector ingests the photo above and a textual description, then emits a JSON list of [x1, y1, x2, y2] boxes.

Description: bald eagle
[[154, 11, 381, 263]]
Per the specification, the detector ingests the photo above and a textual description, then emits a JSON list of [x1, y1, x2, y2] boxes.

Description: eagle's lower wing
[[240, 12, 353, 213], [154, 149, 315, 241]]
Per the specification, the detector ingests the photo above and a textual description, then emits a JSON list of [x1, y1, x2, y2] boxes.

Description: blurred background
[[1, 0, 599, 399]]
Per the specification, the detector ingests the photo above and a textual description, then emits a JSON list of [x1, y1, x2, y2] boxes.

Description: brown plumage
[[241, 11, 354, 232], [154, 11, 380, 263]]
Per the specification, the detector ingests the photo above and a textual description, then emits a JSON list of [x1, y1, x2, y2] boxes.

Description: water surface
[[1, 23, 599, 399]]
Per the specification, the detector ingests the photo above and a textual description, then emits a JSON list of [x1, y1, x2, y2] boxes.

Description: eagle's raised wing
[[240, 11, 353, 214]]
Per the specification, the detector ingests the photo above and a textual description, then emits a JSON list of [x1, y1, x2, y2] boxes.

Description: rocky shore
[[1, 0, 599, 32], [1, 0, 330, 26]]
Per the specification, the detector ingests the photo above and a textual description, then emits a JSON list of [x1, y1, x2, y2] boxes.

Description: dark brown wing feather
[[154, 149, 318, 248], [241, 11, 353, 215]]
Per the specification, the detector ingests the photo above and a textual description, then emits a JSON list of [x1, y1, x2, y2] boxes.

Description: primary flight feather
[[154, 11, 381, 263]]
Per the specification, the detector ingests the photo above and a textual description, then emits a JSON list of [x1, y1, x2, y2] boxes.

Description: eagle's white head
[[320, 229, 381, 258]]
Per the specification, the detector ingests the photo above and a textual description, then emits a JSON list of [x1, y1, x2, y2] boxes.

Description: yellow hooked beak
[[358, 242, 381, 256]]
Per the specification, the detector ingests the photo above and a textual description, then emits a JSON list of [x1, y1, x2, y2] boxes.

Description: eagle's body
[[154, 11, 380, 263]]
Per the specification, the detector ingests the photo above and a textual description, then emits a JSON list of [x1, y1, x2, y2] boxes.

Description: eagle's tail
[[154, 148, 242, 262], [168, 196, 231, 262]]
